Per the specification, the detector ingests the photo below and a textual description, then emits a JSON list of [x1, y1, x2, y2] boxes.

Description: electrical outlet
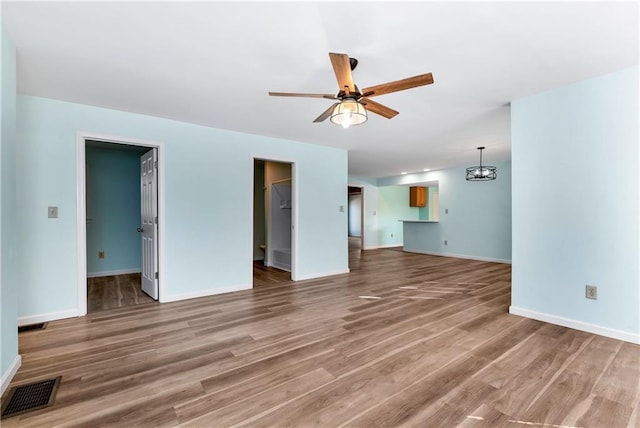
[[98, 251, 105, 259], [586, 285, 597, 300], [445, 208, 449, 214], [391, 233, 394, 238], [444, 240, 448, 245], [48, 206, 58, 218]]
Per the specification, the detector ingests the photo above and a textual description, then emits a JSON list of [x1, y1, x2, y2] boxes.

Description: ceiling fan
[[268, 52, 434, 128]]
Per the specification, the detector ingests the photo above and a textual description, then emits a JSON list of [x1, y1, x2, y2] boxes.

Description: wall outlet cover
[[586, 285, 597, 300]]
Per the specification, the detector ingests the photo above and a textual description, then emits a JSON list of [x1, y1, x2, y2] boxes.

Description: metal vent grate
[[1, 377, 61, 419], [18, 322, 48, 333]]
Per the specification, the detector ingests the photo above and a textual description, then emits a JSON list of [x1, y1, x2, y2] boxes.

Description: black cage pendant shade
[[466, 146, 497, 181]]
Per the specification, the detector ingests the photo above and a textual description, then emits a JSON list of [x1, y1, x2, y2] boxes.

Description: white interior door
[[140, 148, 158, 299]]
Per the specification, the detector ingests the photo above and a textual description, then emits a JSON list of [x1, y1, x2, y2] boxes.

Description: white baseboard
[[362, 244, 402, 250], [161, 284, 252, 303], [402, 249, 512, 264], [1, 355, 22, 395], [509, 306, 640, 344], [87, 268, 142, 278], [295, 268, 350, 281], [18, 309, 79, 326]]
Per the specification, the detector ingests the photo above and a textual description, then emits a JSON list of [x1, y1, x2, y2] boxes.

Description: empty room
[[1, 2, 638, 427]]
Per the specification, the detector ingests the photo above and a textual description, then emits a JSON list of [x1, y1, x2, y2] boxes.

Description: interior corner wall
[[347, 194, 362, 237], [347, 176, 379, 249], [85, 146, 142, 276], [1, 27, 20, 393], [377, 185, 418, 246], [511, 66, 639, 343], [16, 95, 349, 319]]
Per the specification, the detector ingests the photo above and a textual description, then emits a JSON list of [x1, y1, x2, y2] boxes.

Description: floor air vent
[[1, 376, 61, 419], [18, 322, 48, 333]]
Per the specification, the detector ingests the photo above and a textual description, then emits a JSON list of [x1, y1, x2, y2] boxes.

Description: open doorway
[[253, 159, 295, 286], [76, 133, 164, 316]]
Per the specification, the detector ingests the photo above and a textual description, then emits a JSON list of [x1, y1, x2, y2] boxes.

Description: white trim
[[162, 284, 252, 303], [1, 355, 21, 395], [291, 162, 299, 281], [77, 131, 166, 311], [402, 248, 512, 264], [296, 268, 350, 281], [362, 244, 403, 250], [18, 309, 78, 326], [86, 268, 142, 278], [509, 306, 640, 344], [76, 136, 87, 316]]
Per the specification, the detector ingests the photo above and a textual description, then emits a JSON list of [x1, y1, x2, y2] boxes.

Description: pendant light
[[466, 146, 497, 181]]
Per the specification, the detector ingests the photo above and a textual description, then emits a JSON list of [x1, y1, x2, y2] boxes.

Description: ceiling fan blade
[[329, 52, 355, 94], [361, 98, 399, 119], [269, 92, 337, 99], [313, 103, 339, 123], [361, 73, 434, 98]]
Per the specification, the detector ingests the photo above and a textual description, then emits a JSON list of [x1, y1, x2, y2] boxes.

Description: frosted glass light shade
[[330, 99, 367, 128]]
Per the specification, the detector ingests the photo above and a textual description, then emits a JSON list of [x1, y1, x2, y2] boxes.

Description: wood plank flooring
[[4, 248, 639, 427], [87, 273, 156, 313]]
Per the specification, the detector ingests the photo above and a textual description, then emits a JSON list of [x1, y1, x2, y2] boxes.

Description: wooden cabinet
[[409, 186, 427, 207]]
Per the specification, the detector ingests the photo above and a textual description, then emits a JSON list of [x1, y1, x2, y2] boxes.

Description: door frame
[[250, 155, 298, 283], [76, 131, 166, 316]]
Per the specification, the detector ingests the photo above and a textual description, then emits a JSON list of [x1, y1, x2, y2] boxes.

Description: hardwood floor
[[252, 261, 292, 286], [87, 273, 156, 313], [4, 249, 639, 427]]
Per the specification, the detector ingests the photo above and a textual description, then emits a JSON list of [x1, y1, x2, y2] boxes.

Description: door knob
[[137, 227, 144, 233]]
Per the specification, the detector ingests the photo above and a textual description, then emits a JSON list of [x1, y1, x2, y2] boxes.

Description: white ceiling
[[3, 1, 638, 178]]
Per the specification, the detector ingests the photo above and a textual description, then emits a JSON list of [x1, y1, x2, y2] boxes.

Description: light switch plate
[[48, 206, 58, 218]]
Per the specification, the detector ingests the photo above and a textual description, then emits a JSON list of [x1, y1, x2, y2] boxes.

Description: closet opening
[[252, 159, 296, 286], [76, 132, 165, 317]]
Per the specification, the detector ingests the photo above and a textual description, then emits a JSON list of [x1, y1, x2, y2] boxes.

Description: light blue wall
[[377, 186, 419, 246], [17, 95, 348, 318], [511, 66, 639, 339], [85, 147, 142, 275], [378, 161, 512, 262], [1, 27, 19, 389], [348, 194, 362, 237]]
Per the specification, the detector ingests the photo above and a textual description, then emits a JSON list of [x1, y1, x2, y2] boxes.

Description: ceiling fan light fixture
[[466, 146, 497, 181], [330, 98, 367, 128]]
